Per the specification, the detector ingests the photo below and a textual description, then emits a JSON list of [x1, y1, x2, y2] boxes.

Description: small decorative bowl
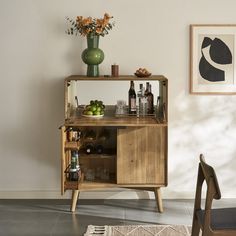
[[134, 72, 152, 78]]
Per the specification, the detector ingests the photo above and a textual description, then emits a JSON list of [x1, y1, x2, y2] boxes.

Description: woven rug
[[84, 224, 192, 236]]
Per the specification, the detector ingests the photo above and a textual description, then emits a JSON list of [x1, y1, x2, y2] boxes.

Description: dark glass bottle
[[96, 144, 104, 154], [147, 84, 154, 114], [128, 81, 136, 114], [69, 150, 79, 181], [144, 82, 150, 97], [156, 96, 161, 119], [85, 143, 94, 154]]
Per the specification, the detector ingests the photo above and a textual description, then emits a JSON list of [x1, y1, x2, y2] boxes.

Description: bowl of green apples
[[82, 100, 105, 118]]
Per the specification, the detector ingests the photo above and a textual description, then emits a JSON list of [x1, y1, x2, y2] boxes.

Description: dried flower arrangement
[[66, 13, 115, 37]]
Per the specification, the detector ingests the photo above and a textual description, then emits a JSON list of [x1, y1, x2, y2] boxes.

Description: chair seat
[[196, 208, 236, 230]]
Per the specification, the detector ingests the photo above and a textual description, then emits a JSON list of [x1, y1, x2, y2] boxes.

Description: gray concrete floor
[[0, 199, 235, 236]]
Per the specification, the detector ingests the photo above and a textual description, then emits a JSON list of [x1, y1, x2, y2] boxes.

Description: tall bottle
[[128, 81, 136, 114], [147, 84, 154, 114], [156, 96, 161, 119], [139, 84, 147, 116], [137, 84, 143, 117], [144, 82, 150, 97]]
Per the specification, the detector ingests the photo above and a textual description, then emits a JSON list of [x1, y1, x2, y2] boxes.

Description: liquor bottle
[[69, 150, 79, 181], [147, 84, 154, 114], [71, 150, 79, 170], [144, 82, 150, 97], [85, 143, 94, 154], [128, 81, 136, 114], [137, 84, 143, 117], [156, 96, 161, 119], [138, 84, 147, 117]]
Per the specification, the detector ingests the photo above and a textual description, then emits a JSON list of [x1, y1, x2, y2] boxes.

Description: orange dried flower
[[82, 17, 92, 26], [96, 27, 103, 34]]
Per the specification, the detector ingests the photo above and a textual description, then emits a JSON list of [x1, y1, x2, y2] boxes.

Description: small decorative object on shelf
[[134, 68, 151, 77], [66, 13, 115, 77]]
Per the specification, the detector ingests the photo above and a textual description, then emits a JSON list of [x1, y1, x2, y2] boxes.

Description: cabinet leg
[[154, 187, 163, 213], [71, 190, 79, 212]]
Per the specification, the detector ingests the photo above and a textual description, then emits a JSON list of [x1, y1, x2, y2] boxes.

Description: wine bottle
[[147, 84, 154, 114], [96, 144, 104, 154], [85, 143, 94, 154], [144, 82, 150, 97], [128, 81, 136, 114]]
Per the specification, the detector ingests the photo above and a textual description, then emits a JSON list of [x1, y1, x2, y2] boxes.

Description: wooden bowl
[[134, 72, 152, 78]]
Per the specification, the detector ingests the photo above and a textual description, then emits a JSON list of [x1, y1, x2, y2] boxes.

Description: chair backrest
[[199, 154, 221, 200]]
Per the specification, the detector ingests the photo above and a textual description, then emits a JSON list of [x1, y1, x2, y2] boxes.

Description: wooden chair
[[191, 154, 236, 236]]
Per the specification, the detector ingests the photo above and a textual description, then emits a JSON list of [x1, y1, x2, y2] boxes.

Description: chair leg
[[191, 215, 200, 236]]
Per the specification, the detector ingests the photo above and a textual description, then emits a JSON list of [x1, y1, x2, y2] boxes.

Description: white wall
[[0, 0, 236, 199]]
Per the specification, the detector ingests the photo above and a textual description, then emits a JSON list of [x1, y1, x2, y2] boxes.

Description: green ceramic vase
[[81, 34, 104, 77]]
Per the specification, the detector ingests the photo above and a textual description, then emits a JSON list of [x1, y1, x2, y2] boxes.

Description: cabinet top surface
[[64, 116, 167, 127], [65, 75, 167, 81]]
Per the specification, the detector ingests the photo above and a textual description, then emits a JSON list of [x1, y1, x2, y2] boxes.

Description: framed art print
[[190, 24, 236, 94]]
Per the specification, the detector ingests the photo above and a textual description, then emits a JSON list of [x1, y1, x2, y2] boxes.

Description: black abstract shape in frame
[[199, 53, 225, 82], [198, 36, 233, 82], [209, 38, 232, 64]]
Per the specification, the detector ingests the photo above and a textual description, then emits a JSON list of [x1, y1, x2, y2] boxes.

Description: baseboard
[[0, 189, 234, 199], [0, 188, 192, 199]]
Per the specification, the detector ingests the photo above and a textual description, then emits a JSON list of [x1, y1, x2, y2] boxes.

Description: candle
[[111, 64, 119, 77]]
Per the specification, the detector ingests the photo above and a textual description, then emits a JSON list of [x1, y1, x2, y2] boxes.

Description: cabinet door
[[117, 127, 167, 185]]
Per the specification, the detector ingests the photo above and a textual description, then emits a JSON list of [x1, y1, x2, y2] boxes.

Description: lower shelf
[[64, 179, 166, 191]]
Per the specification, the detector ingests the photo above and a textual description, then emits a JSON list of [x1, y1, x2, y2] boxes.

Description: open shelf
[[79, 154, 116, 159], [65, 116, 167, 127], [64, 141, 82, 149], [66, 75, 167, 81]]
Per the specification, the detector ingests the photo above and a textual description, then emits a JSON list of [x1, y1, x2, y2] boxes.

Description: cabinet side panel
[[61, 126, 66, 195], [117, 127, 166, 185]]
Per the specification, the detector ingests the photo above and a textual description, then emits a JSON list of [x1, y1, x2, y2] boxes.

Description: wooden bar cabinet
[[60, 75, 168, 212]]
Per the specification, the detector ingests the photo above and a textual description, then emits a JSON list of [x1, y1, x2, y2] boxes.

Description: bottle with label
[[138, 84, 147, 117], [128, 81, 136, 114], [69, 150, 79, 181], [137, 84, 143, 117], [71, 150, 78, 170], [147, 84, 154, 114], [85, 143, 94, 154]]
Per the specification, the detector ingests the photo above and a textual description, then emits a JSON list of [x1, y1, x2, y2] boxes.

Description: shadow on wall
[[169, 91, 236, 197]]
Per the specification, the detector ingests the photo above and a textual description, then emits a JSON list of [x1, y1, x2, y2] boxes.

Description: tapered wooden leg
[[154, 187, 163, 213], [71, 190, 79, 212]]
